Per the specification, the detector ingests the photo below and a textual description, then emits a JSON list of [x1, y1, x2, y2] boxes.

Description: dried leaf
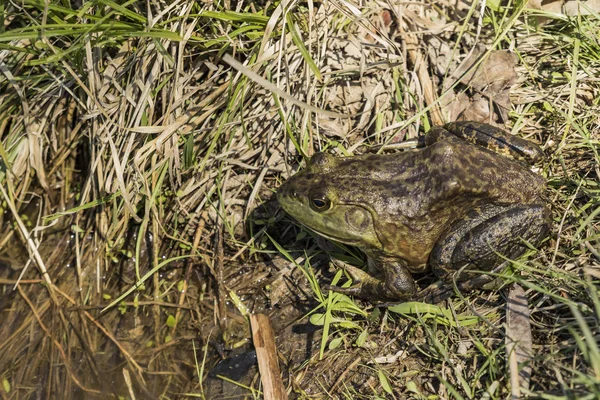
[[527, 0, 600, 16], [444, 48, 517, 122], [454, 49, 517, 94]]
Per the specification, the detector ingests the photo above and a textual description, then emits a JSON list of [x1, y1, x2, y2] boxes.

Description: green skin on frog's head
[[277, 152, 381, 250]]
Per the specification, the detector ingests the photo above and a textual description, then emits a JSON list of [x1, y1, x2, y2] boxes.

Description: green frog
[[277, 121, 550, 302]]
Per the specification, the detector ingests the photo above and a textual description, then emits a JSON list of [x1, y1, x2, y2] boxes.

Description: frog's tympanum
[[277, 121, 550, 302]]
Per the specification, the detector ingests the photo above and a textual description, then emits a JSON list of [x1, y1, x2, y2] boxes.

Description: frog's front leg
[[428, 203, 550, 289], [326, 258, 417, 301]]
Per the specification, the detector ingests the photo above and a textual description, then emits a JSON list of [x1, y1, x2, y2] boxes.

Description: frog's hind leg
[[425, 122, 544, 164], [428, 203, 550, 293]]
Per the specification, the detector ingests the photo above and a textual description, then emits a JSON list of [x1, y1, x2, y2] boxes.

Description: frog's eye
[[310, 195, 331, 212]]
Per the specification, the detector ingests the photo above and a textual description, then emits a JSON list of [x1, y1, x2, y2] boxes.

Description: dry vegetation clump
[[0, 0, 599, 398]]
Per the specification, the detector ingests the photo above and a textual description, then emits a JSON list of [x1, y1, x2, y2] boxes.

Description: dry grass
[[0, 0, 599, 398]]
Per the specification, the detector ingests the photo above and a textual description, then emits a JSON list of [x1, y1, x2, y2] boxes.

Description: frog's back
[[422, 139, 546, 207], [331, 140, 544, 220]]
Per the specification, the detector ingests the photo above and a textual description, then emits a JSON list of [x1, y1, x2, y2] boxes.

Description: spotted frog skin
[[277, 121, 551, 302]]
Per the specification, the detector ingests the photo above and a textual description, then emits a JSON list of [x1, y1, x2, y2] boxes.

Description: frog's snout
[[277, 182, 302, 213]]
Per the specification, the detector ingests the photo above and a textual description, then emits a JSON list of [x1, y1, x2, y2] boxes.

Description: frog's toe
[[328, 260, 413, 300], [323, 284, 365, 297], [330, 259, 374, 282], [324, 280, 404, 301], [324, 260, 375, 297]]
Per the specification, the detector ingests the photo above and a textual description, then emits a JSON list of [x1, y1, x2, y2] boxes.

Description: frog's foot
[[324, 259, 417, 301], [323, 260, 381, 297], [419, 262, 508, 304]]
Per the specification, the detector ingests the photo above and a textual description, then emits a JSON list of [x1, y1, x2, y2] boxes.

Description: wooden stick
[[250, 314, 288, 400]]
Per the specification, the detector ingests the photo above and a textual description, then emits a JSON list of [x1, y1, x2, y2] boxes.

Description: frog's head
[[277, 152, 381, 249]]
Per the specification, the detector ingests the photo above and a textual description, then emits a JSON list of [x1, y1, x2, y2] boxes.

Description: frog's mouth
[[299, 223, 366, 247]]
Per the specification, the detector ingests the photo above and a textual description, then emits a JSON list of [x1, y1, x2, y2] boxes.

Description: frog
[[277, 121, 551, 302]]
